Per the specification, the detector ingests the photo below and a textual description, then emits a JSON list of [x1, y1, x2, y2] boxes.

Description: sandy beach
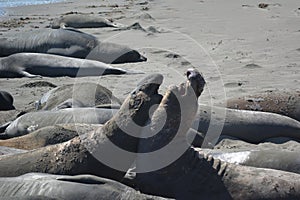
[[0, 0, 299, 198], [0, 0, 298, 110]]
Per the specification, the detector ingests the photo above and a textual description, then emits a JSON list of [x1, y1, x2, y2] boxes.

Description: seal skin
[[0, 91, 15, 111], [226, 90, 300, 121], [36, 82, 122, 110], [51, 14, 122, 29], [0, 173, 170, 200], [135, 69, 300, 199], [1, 108, 118, 139], [0, 124, 102, 150], [0, 53, 137, 78], [0, 29, 146, 64], [199, 148, 300, 174], [0, 74, 163, 183], [191, 104, 300, 145]]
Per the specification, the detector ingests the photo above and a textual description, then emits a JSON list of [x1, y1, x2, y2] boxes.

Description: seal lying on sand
[[135, 69, 300, 199], [0, 173, 169, 200], [190, 104, 300, 146], [0, 91, 15, 111], [0, 29, 146, 64], [226, 90, 300, 121], [35, 82, 121, 110], [0, 108, 117, 139], [199, 148, 300, 174], [0, 73, 163, 182], [0, 53, 141, 78], [0, 124, 102, 150], [51, 14, 124, 29], [0, 146, 27, 156]]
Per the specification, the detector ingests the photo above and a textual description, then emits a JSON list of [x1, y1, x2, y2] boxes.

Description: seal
[[0, 124, 102, 150], [35, 82, 122, 110], [51, 14, 124, 29], [0, 173, 169, 200], [0, 53, 142, 78], [226, 90, 300, 121], [0, 91, 15, 111], [134, 69, 300, 199], [199, 148, 300, 174], [190, 104, 300, 146], [1, 108, 118, 139], [0, 73, 163, 183], [0, 29, 147, 64]]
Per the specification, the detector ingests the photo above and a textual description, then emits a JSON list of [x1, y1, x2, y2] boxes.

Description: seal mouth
[[173, 69, 206, 98]]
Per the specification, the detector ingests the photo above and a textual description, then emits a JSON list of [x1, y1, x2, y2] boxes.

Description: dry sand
[[0, 0, 299, 110]]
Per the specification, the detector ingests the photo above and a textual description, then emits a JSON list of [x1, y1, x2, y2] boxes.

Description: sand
[[0, 0, 299, 198], [0, 0, 298, 111]]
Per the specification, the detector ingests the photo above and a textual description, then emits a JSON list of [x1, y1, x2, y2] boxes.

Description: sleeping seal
[[226, 90, 300, 121], [51, 14, 124, 29], [0, 53, 141, 78], [0, 29, 147, 64], [0, 173, 169, 200]]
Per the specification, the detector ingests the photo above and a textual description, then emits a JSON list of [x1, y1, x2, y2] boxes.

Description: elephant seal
[[0, 53, 141, 78], [0, 146, 27, 156], [1, 108, 118, 139], [134, 69, 300, 199], [199, 148, 300, 174], [0, 124, 102, 150], [0, 91, 15, 111], [0, 73, 163, 183], [0, 28, 147, 64], [190, 104, 300, 146], [226, 90, 300, 121], [36, 82, 121, 110], [51, 14, 124, 29], [0, 173, 169, 200]]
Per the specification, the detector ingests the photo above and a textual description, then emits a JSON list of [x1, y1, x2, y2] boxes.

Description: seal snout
[[186, 68, 206, 98]]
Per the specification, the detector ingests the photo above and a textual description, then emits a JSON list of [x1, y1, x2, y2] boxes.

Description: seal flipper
[[0, 121, 11, 133], [56, 174, 106, 185], [22, 71, 41, 78]]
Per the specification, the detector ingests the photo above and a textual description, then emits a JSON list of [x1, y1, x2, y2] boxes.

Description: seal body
[[0, 91, 15, 111], [2, 108, 118, 139], [191, 104, 300, 145], [51, 14, 122, 29], [226, 90, 300, 121], [0, 173, 169, 200], [36, 82, 121, 110], [0, 29, 147, 64], [0, 53, 134, 78]]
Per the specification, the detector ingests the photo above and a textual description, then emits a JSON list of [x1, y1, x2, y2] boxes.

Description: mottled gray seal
[[0, 29, 147, 64], [51, 14, 123, 29], [0, 53, 141, 78], [36, 82, 121, 110], [0, 124, 102, 150], [226, 90, 300, 121], [1, 108, 118, 139], [135, 69, 300, 199], [0, 91, 15, 111], [0, 73, 163, 182], [190, 104, 300, 146], [0, 173, 169, 200]]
